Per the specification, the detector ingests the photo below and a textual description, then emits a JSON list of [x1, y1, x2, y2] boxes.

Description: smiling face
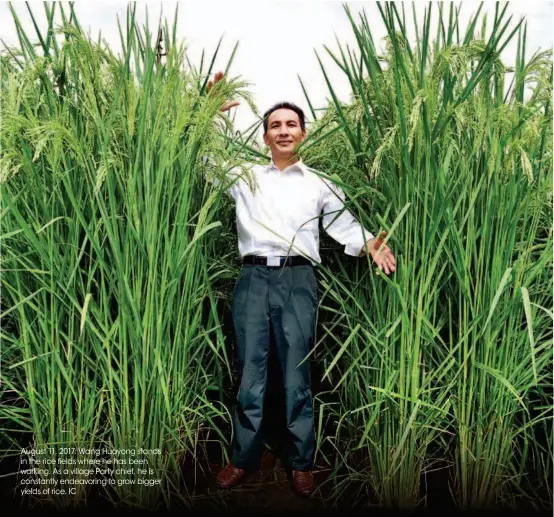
[[263, 108, 306, 162]]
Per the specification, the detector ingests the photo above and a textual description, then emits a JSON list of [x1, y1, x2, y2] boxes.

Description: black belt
[[242, 255, 313, 267]]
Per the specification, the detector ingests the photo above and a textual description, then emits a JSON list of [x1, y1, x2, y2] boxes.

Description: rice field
[[1, 2, 552, 514]]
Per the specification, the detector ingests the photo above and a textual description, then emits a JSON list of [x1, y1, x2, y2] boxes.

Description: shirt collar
[[268, 158, 306, 175]]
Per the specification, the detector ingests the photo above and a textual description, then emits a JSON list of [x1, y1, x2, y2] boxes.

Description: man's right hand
[[207, 70, 240, 113]]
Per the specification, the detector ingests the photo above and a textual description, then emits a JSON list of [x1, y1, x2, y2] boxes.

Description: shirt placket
[[267, 167, 281, 265]]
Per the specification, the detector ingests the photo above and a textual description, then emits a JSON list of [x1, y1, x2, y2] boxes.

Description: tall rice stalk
[[299, 2, 552, 511], [1, 3, 256, 509]]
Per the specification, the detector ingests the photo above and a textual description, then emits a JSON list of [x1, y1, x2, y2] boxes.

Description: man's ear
[[263, 133, 268, 145]]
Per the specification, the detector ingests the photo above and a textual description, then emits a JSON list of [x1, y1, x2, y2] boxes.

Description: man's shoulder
[[228, 161, 268, 175], [226, 161, 266, 194], [303, 165, 333, 188]]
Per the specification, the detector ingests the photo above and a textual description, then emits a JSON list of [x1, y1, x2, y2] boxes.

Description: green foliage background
[[1, 2, 552, 513]]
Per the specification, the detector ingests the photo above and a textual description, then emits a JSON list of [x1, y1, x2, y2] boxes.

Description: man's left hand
[[362, 235, 396, 276]]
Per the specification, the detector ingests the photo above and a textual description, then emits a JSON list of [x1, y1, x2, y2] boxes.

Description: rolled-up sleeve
[[320, 179, 375, 257]]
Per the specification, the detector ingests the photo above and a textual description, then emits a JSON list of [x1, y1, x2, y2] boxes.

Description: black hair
[[263, 102, 306, 134]]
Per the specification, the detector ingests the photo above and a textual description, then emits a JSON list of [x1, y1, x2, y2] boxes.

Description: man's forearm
[[360, 238, 375, 256], [360, 231, 387, 256]]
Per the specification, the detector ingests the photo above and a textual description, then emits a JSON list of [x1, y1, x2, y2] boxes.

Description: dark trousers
[[230, 264, 318, 471]]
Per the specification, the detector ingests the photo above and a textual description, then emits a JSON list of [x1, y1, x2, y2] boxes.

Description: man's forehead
[[267, 109, 300, 124]]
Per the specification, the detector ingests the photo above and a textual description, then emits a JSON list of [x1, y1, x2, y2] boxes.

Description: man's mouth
[[278, 141, 292, 145]]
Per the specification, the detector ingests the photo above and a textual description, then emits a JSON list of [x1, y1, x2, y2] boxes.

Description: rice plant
[[299, 2, 552, 511], [1, 2, 257, 510]]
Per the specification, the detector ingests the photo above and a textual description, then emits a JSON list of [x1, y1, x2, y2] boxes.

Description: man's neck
[[272, 154, 299, 172]]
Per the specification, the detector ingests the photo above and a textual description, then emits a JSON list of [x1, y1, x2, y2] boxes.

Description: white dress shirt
[[209, 159, 374, 265]]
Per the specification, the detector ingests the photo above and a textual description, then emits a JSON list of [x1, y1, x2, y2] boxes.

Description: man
[[206, 71, 396, 497]]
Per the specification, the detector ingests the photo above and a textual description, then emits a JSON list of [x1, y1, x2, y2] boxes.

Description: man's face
[[263, 108, 306, 159]]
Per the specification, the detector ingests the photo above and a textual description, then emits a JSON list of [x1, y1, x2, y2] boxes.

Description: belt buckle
[[266, 256, 280, 267]]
